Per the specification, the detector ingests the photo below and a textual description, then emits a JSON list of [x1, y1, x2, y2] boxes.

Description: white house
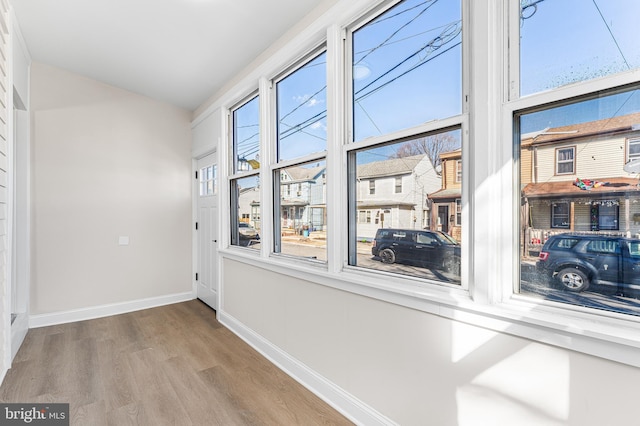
[[356, 154, 441, 240]]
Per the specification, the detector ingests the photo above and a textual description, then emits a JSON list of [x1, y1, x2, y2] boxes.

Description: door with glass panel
[[197, 152, 218, 309]]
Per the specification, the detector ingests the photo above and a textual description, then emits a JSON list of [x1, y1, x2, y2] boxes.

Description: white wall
[[223, 259, 640, 425], [30, 62, 193, 316]]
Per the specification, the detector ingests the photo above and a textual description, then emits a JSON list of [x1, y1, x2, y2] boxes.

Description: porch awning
[[428, 188, 461, 200], [356, 200, 415, 208], [522, 177, 640, 199]]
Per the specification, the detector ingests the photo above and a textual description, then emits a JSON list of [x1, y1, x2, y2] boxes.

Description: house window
[[555, 147, 575, 175], [230, 95, 260, 249], [627, 137, 640, 162], [395, 176, 402, 193], [273, 48, 327, 261], [455, 160, 462, 183], [358, 210, 372, 224], [455, 199, 461, 226], [551, 202, 570, 229], [514, 0, 640, 319], [597, 203, 619, 231], [368, 180, 375, 195]]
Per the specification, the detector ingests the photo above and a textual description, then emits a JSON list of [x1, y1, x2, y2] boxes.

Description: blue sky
[[236, 0, 640, 163], [520, 0, 640, 132]]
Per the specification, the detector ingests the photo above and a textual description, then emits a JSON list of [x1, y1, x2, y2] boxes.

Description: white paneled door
[[196, 153, 218, 310]]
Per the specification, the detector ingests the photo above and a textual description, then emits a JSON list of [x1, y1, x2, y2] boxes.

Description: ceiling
[[12, 0, 330, 111]]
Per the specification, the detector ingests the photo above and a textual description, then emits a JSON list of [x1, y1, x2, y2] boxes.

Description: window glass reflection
[[520, 0, 640, 96], [352, 0, 462, 141], [349, 129, 462, 283], [518, 86, 640, 315]]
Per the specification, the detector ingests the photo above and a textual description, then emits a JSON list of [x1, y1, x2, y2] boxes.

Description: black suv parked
[[537, 233, 640, 295], [372, 229, 461, 275]]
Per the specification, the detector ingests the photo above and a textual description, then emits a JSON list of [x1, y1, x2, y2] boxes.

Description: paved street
[[249, 237, 640, 315], [521, 262, 640, 316]]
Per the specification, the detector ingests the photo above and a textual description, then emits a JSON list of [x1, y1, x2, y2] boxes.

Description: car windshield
[[435, 232, 458, 245]]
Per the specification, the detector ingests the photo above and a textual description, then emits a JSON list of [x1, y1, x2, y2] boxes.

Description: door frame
[[194, 151, 219, 310], [9, 98, 29, 362]]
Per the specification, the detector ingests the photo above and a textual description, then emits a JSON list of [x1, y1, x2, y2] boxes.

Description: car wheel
[[445, 258, 461, 276], [379, 248, 396, 264], [557, 268, 590, 292]]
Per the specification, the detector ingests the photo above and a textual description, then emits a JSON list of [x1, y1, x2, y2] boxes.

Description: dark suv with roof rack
[[536, 233, 640, 295]]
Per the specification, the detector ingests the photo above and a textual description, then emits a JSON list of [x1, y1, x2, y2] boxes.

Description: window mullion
[[259, 77, 274, 258], [326, 24, 346, 273]]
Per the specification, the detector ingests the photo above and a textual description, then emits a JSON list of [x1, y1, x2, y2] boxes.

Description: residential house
[[428, 149, 463, 241], [238, 186, 261, 230], [279, 165, 326, 233], [356, 154, 441, 240], [520, 112, 640, 255]]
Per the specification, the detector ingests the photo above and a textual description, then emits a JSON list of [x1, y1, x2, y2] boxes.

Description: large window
[[212, 0, 640, 369], [516, 0, 640, 316], [274, 50, 327, 261], [519, 0, 640, 97], [230, 95, 260, 249], [349, 129, 462, 283], [351, 0, 462, 141], [277, 52, 327, 161], [347, 0, 463, 285]]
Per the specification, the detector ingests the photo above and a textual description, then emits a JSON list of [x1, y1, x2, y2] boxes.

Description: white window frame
[[502, 0, 640, 367], [394, 176, 402, 193], [344, 0, 468, 288], [555, 146, 575, 175], [229, 93, 261, 249], [206, 0, 640, 371], [550, 202, 570, 229], [271, 45, 328, 262], [627, 137, 640, 162]]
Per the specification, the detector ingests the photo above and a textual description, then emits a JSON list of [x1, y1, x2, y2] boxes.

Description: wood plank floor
[[0, 300, 353, 425]]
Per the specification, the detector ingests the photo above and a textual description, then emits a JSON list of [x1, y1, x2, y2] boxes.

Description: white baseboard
[[218, 311, 397, 426], [11, 313, 29, 360], [29, 292, 195, 328]]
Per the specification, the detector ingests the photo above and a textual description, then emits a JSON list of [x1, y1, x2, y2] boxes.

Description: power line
[[357, 40, 461, 103], [278, 26, 461, 141], [591, 0, 630, 70], [356, 0, 439, 66], [366, 0, 432, 27], [354, 20, 460, 58]]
